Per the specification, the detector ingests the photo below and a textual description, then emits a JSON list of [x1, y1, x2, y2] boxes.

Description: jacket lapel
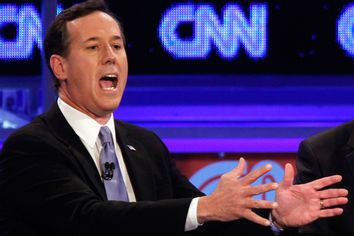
[[115, 121, 156, 201], [42, 103, 107, 200], [344, 130, 354, 179]]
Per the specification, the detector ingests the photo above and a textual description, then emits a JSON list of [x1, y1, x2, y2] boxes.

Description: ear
[[49, 54, 67, 81]]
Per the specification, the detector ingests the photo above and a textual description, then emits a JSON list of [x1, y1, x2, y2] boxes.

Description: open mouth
[[99, 74, 118, 91]]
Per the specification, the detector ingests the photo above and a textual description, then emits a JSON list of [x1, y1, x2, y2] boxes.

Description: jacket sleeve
[[0, 217, 38, 236]]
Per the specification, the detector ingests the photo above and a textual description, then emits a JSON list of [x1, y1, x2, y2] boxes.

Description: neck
[[58, 95, 112, 125]]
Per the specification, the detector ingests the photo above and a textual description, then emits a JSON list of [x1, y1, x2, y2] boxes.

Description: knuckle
[[220, 173, 228, 179]]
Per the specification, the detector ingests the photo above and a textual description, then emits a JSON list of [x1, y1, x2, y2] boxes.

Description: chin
[[103, 102, 120, 112]]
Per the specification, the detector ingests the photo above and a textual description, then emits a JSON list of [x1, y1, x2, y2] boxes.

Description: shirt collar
[[57, 98, 116, 148]]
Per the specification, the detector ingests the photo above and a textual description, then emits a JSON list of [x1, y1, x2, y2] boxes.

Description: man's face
[[55, 11, 128, 123]]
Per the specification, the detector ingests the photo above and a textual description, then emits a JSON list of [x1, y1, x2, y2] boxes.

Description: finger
[[244, 182, 279, 196], [319, 208, 344, 218], [243, 210, 271, 226], [321, 197, 348, 208], [229, 157, 246, 178], [242, 163, 272, 185], [281, 163, 294, 188], [245, 199, 278, 209], [309, 175, 342, 190], [318, 188, 348, 199]]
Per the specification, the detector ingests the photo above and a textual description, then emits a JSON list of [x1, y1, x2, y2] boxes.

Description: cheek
[[119, 58, 128, 86], [69, 71, 95, 93], [76, 65, 97, 85], [67, 62, 88, 80], [120, 52, 128, 70]]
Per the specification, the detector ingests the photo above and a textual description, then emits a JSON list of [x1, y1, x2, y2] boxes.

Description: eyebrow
[[83, 35, 123, 44]]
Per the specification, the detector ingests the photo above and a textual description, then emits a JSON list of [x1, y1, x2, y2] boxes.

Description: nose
[[101, 44, 116, 65]]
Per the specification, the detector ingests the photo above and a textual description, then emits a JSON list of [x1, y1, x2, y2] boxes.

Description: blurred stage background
[[0, 0, 353, 200]]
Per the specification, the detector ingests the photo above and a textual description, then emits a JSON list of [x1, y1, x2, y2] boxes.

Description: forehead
[[66, 11, 122, 41]]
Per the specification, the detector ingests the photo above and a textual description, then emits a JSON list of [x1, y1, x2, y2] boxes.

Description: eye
[[112, 44, 122, 50], [87, 45, 98, 50]]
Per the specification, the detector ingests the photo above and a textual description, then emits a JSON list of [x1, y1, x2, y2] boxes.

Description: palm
[[275, 180, 321, 226], [272, 164, 348, 227]]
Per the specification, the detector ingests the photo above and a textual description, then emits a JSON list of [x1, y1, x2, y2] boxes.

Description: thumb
[[282, 163, 294, 188]]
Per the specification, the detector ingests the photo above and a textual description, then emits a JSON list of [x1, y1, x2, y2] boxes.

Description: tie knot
[[99, 126, 113, 145]]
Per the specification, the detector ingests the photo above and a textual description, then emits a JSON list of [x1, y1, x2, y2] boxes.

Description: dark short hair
[[43, 0, 125, 90]]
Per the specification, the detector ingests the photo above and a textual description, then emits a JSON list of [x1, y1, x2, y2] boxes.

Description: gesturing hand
[[272, 163, 348, 227], [198, 157, 279, 226]]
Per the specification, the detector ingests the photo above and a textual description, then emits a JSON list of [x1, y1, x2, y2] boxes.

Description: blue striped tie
[[99, 126, 128, 201]]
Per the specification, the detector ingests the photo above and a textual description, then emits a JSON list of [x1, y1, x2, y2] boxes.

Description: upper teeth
[[105, 74, 116, 78]]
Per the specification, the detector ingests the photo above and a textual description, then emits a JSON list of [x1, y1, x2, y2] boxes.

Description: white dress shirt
[[58, 98, 136, 202], [57, 98, 200, 231]]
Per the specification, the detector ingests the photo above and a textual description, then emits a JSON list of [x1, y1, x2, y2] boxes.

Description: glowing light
[[159, 3, 268, 59], [337, 3, 354, 57], [0, 4, 42, 59], [0, 3, 63, 60]]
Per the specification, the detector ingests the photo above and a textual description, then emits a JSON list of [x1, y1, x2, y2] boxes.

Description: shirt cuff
[[185, 197, 203, 231], [269, 213, 284, 235]]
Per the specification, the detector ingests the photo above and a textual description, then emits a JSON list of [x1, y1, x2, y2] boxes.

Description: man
[[0, 0, 348, 235], [295, 120, 354, 236]]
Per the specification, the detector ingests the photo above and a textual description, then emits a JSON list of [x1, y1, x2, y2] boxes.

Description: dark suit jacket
[[295, 120, 354, 236], [0, 103, 279, 236]]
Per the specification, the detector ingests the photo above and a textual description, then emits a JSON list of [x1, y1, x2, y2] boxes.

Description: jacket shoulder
[[115, 120, 157, 137], [302, 119, 354, 152], [2, 115, 51, 150]]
